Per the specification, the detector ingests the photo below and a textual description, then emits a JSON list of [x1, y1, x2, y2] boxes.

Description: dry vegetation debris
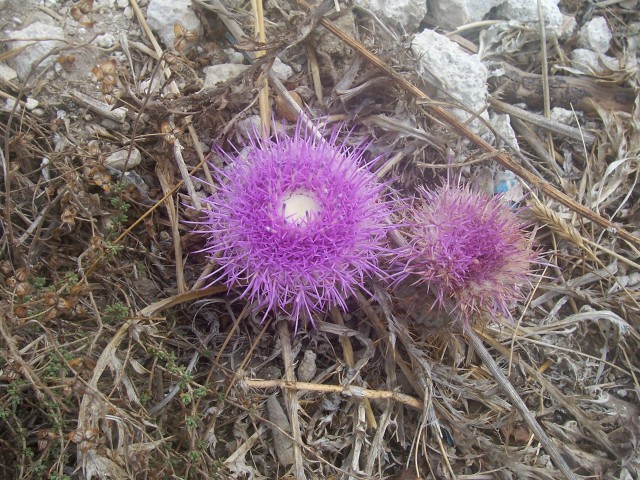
[[0, 0, 639, 479]]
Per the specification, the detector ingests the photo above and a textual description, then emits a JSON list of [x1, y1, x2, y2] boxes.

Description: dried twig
[[467, 328, 578, 480], [278, 321, 306, 479], [244, 378, 424, 410]]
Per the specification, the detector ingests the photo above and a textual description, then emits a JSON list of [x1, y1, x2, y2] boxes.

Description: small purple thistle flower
[[393, 182, 535, 327], [195, 120, 389, 329]]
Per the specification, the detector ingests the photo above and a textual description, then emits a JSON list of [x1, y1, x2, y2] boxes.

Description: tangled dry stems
[[1, 0, 639, 479]]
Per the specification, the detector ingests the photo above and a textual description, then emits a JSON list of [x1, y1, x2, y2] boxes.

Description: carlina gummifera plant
[[193, 119, 390, 330], [392, 179, 537, 329]]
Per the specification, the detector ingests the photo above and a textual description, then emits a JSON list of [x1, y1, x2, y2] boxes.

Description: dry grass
[[1, 0, 639, 479]]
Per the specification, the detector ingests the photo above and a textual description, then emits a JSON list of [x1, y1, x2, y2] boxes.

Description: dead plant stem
[[244, 378, 423, 410], [278, 321, 306, 479], [468, 328, 578, 480]]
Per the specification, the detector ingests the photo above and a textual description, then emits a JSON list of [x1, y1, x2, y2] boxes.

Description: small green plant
[[103, 240, 124, 257], [103, 302, 129, 321], [63, 271, 79, 286], [185, 415, 199, 430], [7, 380, 24, 409], [188, 449, 201, 462], [107, 195, 131, 237]]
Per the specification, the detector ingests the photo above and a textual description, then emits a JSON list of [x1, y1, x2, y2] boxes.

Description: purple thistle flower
[[194, 120, 390, 329], [393, 182, 536, 327]]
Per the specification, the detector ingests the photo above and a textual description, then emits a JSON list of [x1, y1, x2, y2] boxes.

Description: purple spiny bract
[[195, 120, 389, 329], [394, 182, 535, 327]]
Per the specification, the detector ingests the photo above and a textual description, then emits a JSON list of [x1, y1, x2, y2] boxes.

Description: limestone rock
[[105, 148, 142, 171], [203, 64, 249, 88], [357, 0, 427, 32], [577, 17, 612, 54], [6, 22, 65, 81], [495, 0, 564, 36], [146, 0, 203, 50], [412, 29, 488, 132]]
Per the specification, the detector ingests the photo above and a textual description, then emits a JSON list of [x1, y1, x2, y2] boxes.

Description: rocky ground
[[1, 0, 639, 479]]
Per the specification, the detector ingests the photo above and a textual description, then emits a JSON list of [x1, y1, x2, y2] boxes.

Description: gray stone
[[203, 63, 249, 88], [105, 148, 142, 171], [577, 17, 612, 54], [271, 57, 293, 82], [570, 48, 618, 73], [146, 0, 203, 49], [93, 33, 117, 49], [489, 112, 519, 150], [495, 0, 564, 36], [357, 0, 426, 32], [412, 29, 488, 132], [0, 63, 18, 83], [5, 22, 65, 81], [550, 107, 575, 125]]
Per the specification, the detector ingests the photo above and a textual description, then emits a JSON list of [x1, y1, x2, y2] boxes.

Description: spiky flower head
[[195, 120, 389, 329], [393, 182, 536, 328]]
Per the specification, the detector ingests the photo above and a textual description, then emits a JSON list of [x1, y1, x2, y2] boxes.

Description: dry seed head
[[0, 260, 12, 276], [15, 282, 32, 296], [529, 201, 587, 249], [15, 267, 29, 282], [44, 291, 59, 306]]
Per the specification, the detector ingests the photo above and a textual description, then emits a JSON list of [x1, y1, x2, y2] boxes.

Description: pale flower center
[[281, 189, 322, 226]]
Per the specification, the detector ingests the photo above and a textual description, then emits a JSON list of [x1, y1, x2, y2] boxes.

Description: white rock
[[489, 112, 518, 150], [412, 29, 488, 132], [550, 107, 575, 125], [224, 48, 246, 64], [203, 64, 249, 88], [0, 63, 18, 83], [139, 76, 161, 95], [577, 17, 611, 54], [93, 33, 117, 49], [271, 57, 293, 82], [95, 0, 116, 9], [559, 14, 578, 40], [2, 98, 18, 112], [116, 0, 129, 7], [105, 148, 142, 171], [1, 96, 37, 111], [427, 0, 503, 30], [495, 0, 564, 36], [5, 22, 65, 81], [356, 0, 426, 32], [146, 0, 203, 49], [25, 97, 39, 110], [570, 48, 618, 73]]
